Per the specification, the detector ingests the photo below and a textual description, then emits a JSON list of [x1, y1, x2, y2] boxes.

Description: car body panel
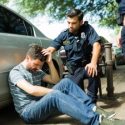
[[0, 4, 63, 107]]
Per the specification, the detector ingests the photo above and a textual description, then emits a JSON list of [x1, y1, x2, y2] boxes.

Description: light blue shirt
[[9, 63, 46, 114]]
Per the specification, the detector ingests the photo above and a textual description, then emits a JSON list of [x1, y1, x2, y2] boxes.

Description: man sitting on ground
[[9, 44, 124, 125]]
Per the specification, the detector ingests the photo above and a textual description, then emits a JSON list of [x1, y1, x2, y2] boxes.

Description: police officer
[[116, 0, 125, 15], [116, 0, 125, 57], [42, 9, 101, 103]]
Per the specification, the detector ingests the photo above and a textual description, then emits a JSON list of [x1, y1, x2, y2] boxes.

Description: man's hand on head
[[42, 49, 52, 63]]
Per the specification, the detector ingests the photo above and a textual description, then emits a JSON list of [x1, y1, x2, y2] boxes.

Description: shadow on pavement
[[98, 92, 125, 109]]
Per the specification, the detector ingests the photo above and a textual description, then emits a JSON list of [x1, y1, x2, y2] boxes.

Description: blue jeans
[[68, 67, 100, 103], [21, 78, 99, 125]]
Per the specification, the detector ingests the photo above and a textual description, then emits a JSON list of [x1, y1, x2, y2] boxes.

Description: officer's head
[[66, 9, 84, 34]]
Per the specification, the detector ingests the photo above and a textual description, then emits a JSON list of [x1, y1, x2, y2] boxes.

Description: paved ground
[[0, 65, 125, 125], [97, 65, 125, 120]]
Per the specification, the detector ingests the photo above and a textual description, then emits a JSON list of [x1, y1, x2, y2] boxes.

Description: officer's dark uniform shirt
[[121, 26, 125, 56], [116, 0, 125, 14], [51, 22, 100, 67], [116, 0, 125, 56]]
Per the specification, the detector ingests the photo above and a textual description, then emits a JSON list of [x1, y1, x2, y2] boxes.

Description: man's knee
[[48, 90, 62, 99]]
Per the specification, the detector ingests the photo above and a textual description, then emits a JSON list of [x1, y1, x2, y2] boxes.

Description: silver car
[[0, 4, 63, 107]]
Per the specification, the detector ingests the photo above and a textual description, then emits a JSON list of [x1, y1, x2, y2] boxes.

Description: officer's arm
[[46, 47, 57, 53], [91, 42, 101, 65], [42, 47, 56, 57], [43, 31, 66, 54], [85, 42, 101, 77]]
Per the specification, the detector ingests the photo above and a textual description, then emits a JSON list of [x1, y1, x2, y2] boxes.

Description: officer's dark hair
[[26, 44, 47, 62], [66, 9, 83, 21]]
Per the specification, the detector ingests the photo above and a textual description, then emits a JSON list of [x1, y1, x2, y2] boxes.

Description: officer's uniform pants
[[68, 67, 100, 104]]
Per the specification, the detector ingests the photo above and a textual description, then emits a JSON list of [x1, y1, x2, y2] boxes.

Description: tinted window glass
[[0, 6, 34, 36], [0, 7, 8, 32]]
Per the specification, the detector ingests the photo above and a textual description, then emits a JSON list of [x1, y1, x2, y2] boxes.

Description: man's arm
[[16, 79, 53, 97], [42, 51, 60, 84], [16, 52, 59, 96], [16, 60, 59, 97], [15, 52, 59, 97], [42, 60, 60, 84], [85, 42, 101, 77]]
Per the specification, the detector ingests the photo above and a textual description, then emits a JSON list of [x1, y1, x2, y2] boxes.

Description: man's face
[[27, 56, 44, 71], [67, 16, 83, 34]]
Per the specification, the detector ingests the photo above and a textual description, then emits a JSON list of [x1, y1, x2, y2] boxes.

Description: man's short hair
[[27, 44, 47, 62], [66, 9, 83, 21]]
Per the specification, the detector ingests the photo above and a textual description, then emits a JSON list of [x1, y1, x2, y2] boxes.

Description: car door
[[0, 4, 63, 107], [0, 5, 43, 106]]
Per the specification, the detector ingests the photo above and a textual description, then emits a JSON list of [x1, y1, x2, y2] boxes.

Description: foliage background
[[0, 0, 119, 29]]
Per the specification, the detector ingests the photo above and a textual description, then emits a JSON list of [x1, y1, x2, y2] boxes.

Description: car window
[[0, 6, 33, 36]]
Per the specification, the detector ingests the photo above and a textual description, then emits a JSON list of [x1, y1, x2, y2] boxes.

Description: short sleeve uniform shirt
[[51, 22, 100, 66]]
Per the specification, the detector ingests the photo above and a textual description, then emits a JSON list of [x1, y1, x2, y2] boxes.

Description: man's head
[[25, 44, 47, 71], [66, 9, 84, 34]]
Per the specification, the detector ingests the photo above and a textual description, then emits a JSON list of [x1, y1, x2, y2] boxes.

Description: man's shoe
[[96, 107, 116, 118], [101, 118, 125, 125]]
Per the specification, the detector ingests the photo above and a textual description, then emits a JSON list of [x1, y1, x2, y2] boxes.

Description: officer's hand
[[42, 48, 50, 54], [42, 49, 52, 63], [42, 47, 56, 53], [85, 63, 97, 77]]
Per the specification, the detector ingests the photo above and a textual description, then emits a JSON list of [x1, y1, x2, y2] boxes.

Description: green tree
[[1, 0, 119, 28], [0, 0, 9, 4]]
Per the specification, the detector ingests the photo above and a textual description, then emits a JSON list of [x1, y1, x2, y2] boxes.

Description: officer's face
[[67, 16, 83, 34]]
